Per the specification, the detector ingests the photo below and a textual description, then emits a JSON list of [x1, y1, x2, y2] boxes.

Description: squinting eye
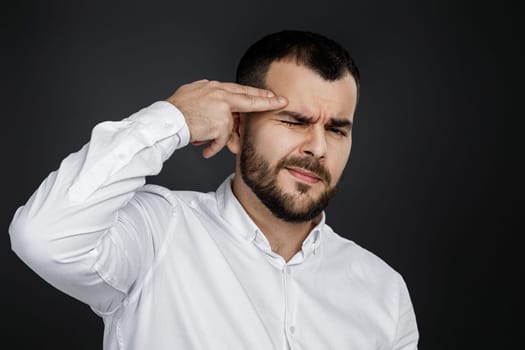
[[281, 120, 304, 126], [329, 127, 347, 136]]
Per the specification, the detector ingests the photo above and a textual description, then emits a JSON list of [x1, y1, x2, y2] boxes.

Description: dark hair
[[236, 30, 360, 101]]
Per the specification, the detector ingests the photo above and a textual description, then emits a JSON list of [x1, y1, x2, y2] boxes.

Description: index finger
[[219, 82, 277, 98], [227, 93, 288, 113]]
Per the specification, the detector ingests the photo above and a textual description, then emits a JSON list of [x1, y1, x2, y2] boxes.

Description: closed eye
[[280, 120, 306, 126]]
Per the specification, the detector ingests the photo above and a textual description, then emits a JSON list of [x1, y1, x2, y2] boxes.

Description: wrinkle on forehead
[[264, 61, 357, 122], [275, 110, 353, 129]]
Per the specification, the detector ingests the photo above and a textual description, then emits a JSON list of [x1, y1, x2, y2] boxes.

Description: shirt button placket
[[283, 265, 296, 347]]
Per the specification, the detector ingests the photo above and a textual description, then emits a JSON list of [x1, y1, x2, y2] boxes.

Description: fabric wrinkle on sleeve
[[91, 187, 176, 314], [69, 101, 189, 203]]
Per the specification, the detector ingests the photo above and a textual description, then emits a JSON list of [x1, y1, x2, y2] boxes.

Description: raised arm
[[9, 81, 286, 314]]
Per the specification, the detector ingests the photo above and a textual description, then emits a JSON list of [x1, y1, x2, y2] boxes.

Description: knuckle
[[211, 89, 226, 100], [218, 99, 231, 112], [249, 95, 257, 108]]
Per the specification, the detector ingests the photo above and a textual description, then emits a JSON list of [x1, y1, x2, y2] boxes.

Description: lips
[[285, 167, 321, 184]]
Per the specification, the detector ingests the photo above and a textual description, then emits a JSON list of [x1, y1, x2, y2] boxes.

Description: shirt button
[[289, 326, 295, 334]]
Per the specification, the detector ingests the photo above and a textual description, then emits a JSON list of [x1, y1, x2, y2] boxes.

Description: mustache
[[277, 156, 331, 184]]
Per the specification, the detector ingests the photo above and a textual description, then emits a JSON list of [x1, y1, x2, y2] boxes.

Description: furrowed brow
[[276, 110, 352, 129], [329, 118, 352, 129]]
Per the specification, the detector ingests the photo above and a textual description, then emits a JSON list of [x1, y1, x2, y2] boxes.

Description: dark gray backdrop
[[1, 1, 512, 349]]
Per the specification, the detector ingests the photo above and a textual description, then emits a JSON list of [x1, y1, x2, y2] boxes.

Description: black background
[[1, 1, 513, 349]]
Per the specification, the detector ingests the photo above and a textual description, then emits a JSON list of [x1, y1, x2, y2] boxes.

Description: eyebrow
[[276, 110, 352, 129]]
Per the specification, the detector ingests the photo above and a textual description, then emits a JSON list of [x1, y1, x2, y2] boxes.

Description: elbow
[[9, 206, 56, 272]]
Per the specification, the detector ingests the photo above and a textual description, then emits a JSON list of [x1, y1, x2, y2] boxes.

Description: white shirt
[[9, 101, 419, 350]]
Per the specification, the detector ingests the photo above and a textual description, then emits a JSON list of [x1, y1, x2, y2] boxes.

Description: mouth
[[285, 167, 322, 184]]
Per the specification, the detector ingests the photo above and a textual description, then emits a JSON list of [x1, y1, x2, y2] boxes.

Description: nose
[[301, 125, 327, 159]]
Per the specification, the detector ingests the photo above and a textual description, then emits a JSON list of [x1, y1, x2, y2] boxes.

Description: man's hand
[[165, 80, 287, 158]]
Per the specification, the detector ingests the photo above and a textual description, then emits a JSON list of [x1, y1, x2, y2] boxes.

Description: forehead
[[264, 60, 358, 120]]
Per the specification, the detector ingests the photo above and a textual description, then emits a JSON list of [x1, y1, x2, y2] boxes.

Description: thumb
[[201, 134, 229, 159]]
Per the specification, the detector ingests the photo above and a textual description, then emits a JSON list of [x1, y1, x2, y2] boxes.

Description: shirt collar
[[216, 174, 325, 257], [216, 174, 260, 242]]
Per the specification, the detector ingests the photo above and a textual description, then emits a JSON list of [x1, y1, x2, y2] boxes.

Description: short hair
[[236, 30, 360, 102]]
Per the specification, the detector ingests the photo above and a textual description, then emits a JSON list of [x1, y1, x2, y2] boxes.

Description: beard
[[240, 130, 337, 223]]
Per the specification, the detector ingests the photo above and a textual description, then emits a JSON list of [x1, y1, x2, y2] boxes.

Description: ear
[[226, 112, 242, 154]]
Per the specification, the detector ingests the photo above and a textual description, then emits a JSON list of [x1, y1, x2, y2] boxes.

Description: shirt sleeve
[[8, 101, 190, 315], [392, 274, 419, 350]]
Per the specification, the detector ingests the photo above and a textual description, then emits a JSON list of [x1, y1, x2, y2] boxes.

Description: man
[[9, 30, 419, 349]]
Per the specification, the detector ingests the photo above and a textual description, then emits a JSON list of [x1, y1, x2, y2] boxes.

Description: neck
[[231, 174, 320, 262]]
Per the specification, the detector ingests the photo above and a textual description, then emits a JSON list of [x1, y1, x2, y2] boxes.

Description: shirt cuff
[[127, 100, 191, 149], [154, 100, 191, 148]]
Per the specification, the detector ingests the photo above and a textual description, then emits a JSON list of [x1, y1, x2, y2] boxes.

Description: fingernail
[[267, 91, 274, 97], [278, 96, 287, 103]]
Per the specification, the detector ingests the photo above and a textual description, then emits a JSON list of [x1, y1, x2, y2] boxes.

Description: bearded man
[[9, 30, 419, 350]]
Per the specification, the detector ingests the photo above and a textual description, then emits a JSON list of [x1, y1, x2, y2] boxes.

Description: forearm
[[8, 79, 286, 313]]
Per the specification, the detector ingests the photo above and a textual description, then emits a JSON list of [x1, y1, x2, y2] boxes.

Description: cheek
[[327, 143, 351, 180], [258, 129, 299, 160], [328, 161, 346, 183]]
